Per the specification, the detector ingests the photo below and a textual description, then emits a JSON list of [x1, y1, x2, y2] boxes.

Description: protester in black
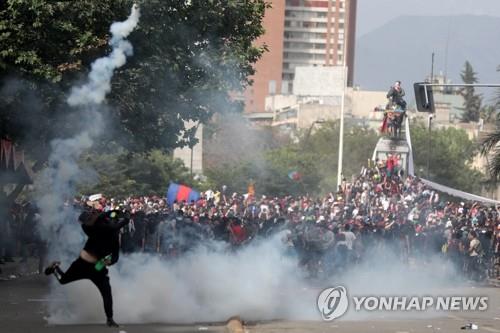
[[44, 209, 129, 327], [386, 81, 407, 110]]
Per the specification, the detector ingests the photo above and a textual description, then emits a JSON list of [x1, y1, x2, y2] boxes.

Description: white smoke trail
[[67, 4, 140, 106], [36, 5, 140, 259]]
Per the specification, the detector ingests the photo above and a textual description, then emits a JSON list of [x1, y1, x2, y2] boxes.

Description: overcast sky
[[357, 0, 500, 36]]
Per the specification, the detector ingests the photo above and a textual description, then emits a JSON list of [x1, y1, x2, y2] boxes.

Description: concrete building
[[264, 66, 388, 131], [283, 0, 357, 91], [293, 66, 345, 97], [243, 112, 275, 127], [348, 88, 387, 119], [244, 0, 357, 114], [244, 0, 286, 114], [273, 101, 341, 130]]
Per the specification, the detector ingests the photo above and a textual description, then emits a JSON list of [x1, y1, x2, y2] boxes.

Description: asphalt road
[[0, 275, 499, 333]]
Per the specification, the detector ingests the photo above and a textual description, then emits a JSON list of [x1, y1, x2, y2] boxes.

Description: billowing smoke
[[46, 232, 465, 324], [36, 6, 140, 259], [338, 246, 462, 320], [47, 233, 318, 324], [67, 4, 140, 107]]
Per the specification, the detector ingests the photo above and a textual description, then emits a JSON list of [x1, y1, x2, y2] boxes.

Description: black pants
[[55, 257, 113, 319]]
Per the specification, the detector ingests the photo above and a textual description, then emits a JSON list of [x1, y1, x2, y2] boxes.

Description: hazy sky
[[357, 0, 500, 36]]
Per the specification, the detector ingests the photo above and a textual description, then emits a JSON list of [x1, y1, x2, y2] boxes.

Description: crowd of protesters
[[1, 157, 499, 281]]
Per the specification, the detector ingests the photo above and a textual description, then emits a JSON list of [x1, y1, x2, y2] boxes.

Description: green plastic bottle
[[95, 254, 112, 271]]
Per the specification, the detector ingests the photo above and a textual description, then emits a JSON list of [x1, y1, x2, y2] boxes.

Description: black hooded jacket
[[81, 210, 129, 264]]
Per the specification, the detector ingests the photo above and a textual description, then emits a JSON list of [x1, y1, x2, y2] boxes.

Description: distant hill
[[354, 15, 500, 100]]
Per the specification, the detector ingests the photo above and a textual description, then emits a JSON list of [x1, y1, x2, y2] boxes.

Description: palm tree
[[480, 131, 500, 179]]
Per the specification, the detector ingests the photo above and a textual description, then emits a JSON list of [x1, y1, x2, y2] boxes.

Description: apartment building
[[244, 0, 357, 114]]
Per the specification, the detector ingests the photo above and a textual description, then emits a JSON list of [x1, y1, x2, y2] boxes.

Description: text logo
[[317, 286, 349, 321]]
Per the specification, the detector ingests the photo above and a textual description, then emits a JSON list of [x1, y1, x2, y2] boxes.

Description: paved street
[[1, 273, 499, 333]]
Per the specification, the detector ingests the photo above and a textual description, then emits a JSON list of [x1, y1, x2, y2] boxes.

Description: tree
[[205, 121, 380, 196], [0, 0, 268, 159], [77, 149, 197, 197], [480, 128, 500, 180], [459, 61, 482, 123], [0, 1, 129, 162], [411, 123, 483, 193], [491, 64, 500, 128], [480, 105, 497, 125]]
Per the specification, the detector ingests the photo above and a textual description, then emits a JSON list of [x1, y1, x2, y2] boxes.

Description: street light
[[426, 114, 434, 179], [337, 40, 348, 189]]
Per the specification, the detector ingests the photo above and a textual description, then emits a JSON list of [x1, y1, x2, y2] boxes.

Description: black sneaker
[[106, 318, 119, 327], [44, 261, 60, 276]]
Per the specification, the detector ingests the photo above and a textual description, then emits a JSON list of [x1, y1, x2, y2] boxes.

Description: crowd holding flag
[[166, 183, 200, 206]]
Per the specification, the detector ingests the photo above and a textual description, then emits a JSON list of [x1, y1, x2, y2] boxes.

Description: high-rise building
[[244, 0, 357, 114], [243, 0, 286, 114]]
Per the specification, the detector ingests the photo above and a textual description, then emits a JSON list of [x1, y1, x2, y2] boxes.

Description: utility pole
[[426, 114, 433, 179], [430, 52, 435, 83], [337, 62, 348, 189]]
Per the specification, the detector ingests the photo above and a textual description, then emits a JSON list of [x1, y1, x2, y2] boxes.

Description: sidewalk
[[0, 257, 42, 280]]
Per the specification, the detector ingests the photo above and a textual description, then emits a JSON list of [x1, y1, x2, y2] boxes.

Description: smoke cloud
[[47, 233, 317, 324], [46, 232, 468, 325], [67, 5, 140, 107], [35, 5, 140, 266]]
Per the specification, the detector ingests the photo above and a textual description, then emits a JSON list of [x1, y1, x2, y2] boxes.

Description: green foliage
[[459, 61, 482, 123], [206, 119, 485, 196], [0, 0, 127, 81], [480, 129, 500, 180], [303, 121, 379, 192], [108, 0, 268, 151], [411, 122, 483, 193], [205, 121, 380, 196], [480, 104, 498, 125], [78, 149, 195, 197], [0, 0, 268, 162]]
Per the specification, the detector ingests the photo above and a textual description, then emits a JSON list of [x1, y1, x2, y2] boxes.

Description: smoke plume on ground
[[46, 232, 463, 324]]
